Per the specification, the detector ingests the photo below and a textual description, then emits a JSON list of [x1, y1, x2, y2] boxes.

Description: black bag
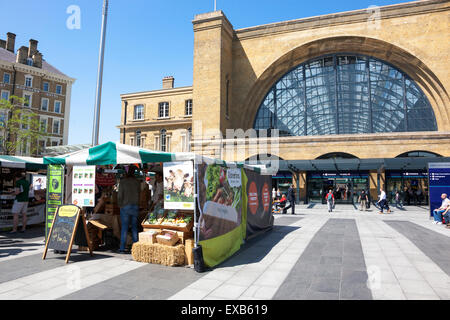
[[366, 201, 370, 209], [193, 244, 206, 273]]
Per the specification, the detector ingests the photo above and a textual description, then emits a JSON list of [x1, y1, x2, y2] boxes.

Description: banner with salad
[[197, 163, 248, 268]]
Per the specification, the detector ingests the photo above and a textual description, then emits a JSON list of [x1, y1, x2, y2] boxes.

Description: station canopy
[[278, 157, 450, 172]]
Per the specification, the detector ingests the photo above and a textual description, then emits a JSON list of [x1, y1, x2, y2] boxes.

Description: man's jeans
[[433, 209, 446, 222], [120, 204, 139, 251]]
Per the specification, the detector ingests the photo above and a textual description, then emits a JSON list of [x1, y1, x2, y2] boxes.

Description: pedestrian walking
[[10, 172, 30, 233], [377, 187, 391, 214], [276, 188, 281, 200], [272, 188, 276, 201], [117, 165, 141, 253], [325, 189, 335, 212], [283, 184, 296, 215], [395, 190, 403, 208], [358, 190, 368, 211]]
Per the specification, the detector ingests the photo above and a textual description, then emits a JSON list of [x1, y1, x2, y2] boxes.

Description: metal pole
[[92, 0, 109, 146]]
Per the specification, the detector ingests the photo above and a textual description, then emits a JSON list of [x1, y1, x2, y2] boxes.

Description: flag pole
[[92, 0, 109, 146]]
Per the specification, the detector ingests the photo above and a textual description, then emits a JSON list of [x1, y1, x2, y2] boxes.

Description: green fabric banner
[[197, 164, 248, 268]]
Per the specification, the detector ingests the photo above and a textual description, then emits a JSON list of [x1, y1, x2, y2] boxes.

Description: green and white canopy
[[42, 141, 275, 174], [43, 142, 193, 166], [0, 155, 46, 170]]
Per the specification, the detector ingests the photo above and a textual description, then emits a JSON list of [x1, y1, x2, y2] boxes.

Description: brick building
[[119, 0, 450, 204], [0, 32, 75, 156]]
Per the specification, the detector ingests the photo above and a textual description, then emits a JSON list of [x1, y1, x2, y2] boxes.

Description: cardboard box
[[184, 238, 195, 265], [139, 230, 159, 244], [156, 229, 179, 246]]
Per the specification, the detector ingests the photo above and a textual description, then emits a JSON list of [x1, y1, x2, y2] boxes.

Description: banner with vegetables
[[197, 163, 248, 267]]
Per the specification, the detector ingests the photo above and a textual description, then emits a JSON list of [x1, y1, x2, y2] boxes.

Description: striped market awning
[[43, 142, 193, 166], [42, 141, 275, 174], [0, 155, 46, 170]]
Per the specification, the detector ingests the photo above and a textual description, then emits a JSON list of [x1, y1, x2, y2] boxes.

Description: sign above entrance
[[309, 171, 369, 179]]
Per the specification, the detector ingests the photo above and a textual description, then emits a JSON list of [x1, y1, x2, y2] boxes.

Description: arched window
[[254, 54, 437, 136], [316, 152, 358, 159], [160, 129, 167, 152], [396, 151, 442, 158]]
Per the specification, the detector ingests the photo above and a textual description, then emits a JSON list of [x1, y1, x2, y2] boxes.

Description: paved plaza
[[0, 204, 449, 300]]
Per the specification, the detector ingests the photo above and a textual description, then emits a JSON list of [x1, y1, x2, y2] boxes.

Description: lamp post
[[92, 0, 109, 146]]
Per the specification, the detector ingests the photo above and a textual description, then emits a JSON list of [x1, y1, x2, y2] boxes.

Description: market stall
[[0, 155, 47, 231], [43, 142, 275, 270]]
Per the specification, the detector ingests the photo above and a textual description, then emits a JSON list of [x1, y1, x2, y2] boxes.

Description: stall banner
[[45, 165, 64, 240], [72, 166, 96, 207], [163, 161, 194, 210], [197, 163, 247, 268], [0, 201, 45, 230], [245, 169, 274, 239], [428, 163, 450, 218]]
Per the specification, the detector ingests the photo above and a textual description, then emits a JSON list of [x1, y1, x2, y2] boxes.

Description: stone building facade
[[120, 0, 450, 204], [0, 32, 75, 156]]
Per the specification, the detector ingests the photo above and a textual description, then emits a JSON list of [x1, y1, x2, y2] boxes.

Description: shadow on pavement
[[213, 223, 301, 269]]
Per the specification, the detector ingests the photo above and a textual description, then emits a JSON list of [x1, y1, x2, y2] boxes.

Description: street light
[[92, 0, 109, 146]]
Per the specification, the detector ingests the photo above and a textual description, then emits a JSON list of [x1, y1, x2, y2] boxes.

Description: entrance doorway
[[307, 172, 369, 204]]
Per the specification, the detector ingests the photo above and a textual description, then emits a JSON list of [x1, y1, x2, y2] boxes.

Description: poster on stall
[[197, 163, 247, 268], [163, 161, 194, 210], [32, 175, 46, 191], [72, 166, 96, 207], [244, 169, 274, 239], [428, 163, 450, 218], [45, 165, 64, 240]]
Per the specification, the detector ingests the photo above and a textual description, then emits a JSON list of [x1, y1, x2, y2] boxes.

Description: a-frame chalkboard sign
[[42, 204, 93, 263]]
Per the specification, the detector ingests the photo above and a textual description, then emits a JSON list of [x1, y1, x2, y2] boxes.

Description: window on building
[[21, 139, 29, 155], [25, 76, 32, 88], [158, 102, 169, 118], [1, 90, 9, 101], [26, 58, 33, 66], [185, 100, 193, 116], [54, 101, 61, 113], [40, 118, 47, 133], [160, 129, 167, 152], [134, 105, 144, 120], [56, 85, 62, 95], [53, 119, 60, 134], [23, 94, 32, 107], [38, 140, 46, 154], [52, 141, 58, 147], [3, 73, 10, 84], [21, 114, 28, 129], [41, 98, 49, 111], [136, 130, 141, 147], [43, 82, 49, 92], [254, 53, 437, 136]]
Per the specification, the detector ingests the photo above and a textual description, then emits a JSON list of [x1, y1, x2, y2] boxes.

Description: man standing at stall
[[117, 166, 141, 253], [10, 172, 30, 234]]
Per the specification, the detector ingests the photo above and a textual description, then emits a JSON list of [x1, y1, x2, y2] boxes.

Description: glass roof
[[254, 54, 437, 136]]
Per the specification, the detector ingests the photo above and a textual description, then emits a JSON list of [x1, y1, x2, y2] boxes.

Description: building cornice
[[120, 86, 193, 100], [192, 131, 450, 146], [0, 60, 76, 84], [117, 118, 192, 129], [235, 0, 449, 40]]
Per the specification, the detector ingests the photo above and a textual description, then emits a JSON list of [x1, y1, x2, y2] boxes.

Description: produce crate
[[159, 211, 194, 232], [156, 229, 179, 246], [139, 230, 159, 244]]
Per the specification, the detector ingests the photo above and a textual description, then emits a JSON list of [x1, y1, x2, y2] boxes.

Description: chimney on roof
[[162, 76, 174, 89], [0, 39, 6, 50], [32, 52, 43, 68], [16, 46, 28, 64], [6, 32, 16, 53], [28, 39, 38, 57]]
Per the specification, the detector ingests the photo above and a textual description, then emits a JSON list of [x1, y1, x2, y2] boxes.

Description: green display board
[[45, 165, 64, 241]]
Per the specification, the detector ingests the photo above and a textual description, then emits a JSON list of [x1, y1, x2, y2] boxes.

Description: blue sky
[[0, 0, 410, 145]]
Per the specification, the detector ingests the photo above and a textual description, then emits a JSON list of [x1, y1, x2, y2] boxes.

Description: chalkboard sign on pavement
[[42, 205, 93, 263]]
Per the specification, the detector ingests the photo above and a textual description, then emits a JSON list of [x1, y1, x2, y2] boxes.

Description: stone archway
[[239, 36, 449, 132]]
